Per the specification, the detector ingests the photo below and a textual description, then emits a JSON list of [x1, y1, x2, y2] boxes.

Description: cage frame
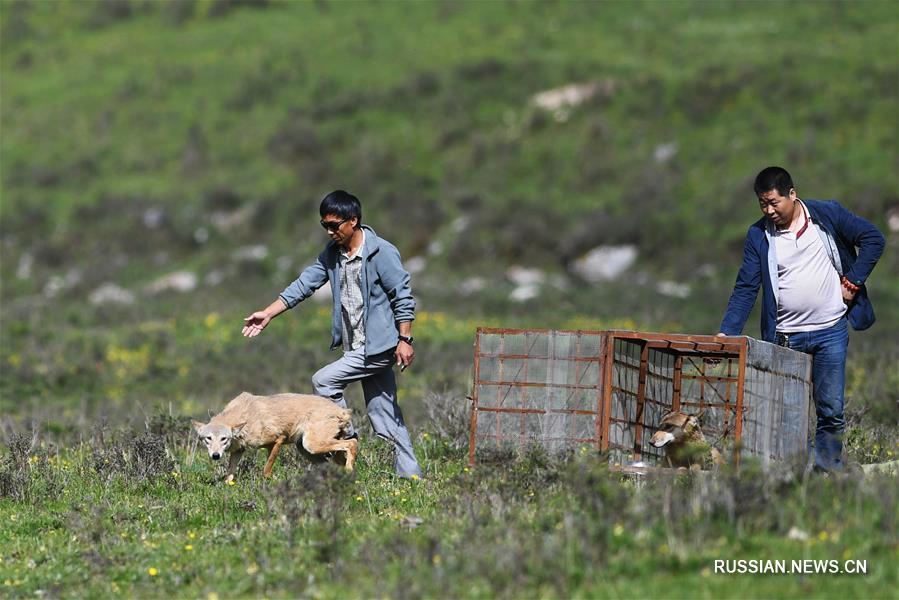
[[468, 327, 785, 466]]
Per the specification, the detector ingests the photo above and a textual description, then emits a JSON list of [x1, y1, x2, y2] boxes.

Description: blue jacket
[[279, 225, 415, 356], [720, 200, 885, 343]]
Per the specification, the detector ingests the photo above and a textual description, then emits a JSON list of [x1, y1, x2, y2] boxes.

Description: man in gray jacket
[[242, 190, 421, 478]]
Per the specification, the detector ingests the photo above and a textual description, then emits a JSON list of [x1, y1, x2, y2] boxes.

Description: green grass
[[1, 430, 897, 599], [1, 3, 897, 596]]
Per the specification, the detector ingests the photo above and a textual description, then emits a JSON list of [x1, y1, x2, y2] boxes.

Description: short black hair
[[319, 190, 361, 226], [754, 166, 794, 197]]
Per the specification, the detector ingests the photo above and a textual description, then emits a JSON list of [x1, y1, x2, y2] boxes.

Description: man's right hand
[[242, 311, 271, 338]]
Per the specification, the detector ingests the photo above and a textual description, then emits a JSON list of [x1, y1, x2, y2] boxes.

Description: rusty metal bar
[[476, 353, 601, 362], [698, 354, 706, 414], [495, 334, 505, 446], [633, 342, 650, 460], [672, 354, 683, 412], [478, 380, 602, 391], [478, 435, 600, 444], [572, 334, 581, 444], [476, 406, 599, 415], [520, 334, 530, 446], [609, 330, 744, 345], [469, 329, 484, 466], [680, 374, 740, 383], [734, 337, 748, 460], [478, 327, 744, 350], [473, 407, 546, 414], [600, 333, 613, 450], [675, 401, 736, 410], [644, 343, 741, 355], [723, 356, 733, 440]]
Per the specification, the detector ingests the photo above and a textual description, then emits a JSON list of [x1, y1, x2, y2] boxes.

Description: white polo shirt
[[773, 202, 846, 333]]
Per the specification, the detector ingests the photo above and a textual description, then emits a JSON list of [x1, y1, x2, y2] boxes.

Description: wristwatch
[[398, 335, 414, 346]]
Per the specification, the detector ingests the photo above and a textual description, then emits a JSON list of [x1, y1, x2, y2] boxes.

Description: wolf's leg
[[263, 435, 286, 478], [343, 438, 359, 470], [303, 432, 359, 471], [226, 449, 244, 483]]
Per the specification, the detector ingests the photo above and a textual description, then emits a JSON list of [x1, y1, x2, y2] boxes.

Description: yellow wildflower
[[147, 567, 159, 576]]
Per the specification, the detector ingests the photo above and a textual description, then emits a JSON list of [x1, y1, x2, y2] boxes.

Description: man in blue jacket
[[242, 190, 421, 479], [718, 167, 885, 471]]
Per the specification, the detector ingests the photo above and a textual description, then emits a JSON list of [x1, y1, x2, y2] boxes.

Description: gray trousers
[[312, 347, 421, 478]]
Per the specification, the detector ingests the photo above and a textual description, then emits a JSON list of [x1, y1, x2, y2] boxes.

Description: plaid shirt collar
[[339, 229, 366, 261]]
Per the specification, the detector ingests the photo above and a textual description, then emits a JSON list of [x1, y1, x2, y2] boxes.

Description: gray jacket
[[279, 225, 415, 356]]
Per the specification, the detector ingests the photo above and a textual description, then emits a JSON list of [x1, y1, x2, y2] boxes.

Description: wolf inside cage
[[713, 559, 868, 575]]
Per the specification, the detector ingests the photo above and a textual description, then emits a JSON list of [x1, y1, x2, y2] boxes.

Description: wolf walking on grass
[[193, 391, 359, 483]]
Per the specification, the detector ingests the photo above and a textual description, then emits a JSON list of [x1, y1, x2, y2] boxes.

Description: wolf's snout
[[211, 452, 221, 460], [650, 431, 675, 448]]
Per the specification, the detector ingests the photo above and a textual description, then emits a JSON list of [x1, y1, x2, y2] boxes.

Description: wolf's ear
[[231, 422, 247, 438], [191, 420, 206, 434]]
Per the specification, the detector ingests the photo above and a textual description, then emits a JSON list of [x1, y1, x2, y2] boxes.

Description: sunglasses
[[320, 217, 350, 232]]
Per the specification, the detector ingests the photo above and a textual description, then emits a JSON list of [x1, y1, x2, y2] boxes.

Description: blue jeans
[[776, 317, 849, 471]]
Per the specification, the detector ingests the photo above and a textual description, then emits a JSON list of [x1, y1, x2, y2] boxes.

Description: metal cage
[[468, 329, 812, 467]]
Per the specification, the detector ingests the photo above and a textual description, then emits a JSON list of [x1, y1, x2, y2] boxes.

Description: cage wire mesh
[[469, 329, 812, 467]]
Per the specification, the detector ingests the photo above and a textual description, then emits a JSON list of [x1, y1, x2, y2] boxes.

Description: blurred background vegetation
[[1, 0, 896, 440]]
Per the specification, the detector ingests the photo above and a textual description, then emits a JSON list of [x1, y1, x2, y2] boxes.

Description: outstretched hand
[[242, 311, 271, 338]]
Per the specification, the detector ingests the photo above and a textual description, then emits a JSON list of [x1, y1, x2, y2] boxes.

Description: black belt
[[775, 332, 791, 347]]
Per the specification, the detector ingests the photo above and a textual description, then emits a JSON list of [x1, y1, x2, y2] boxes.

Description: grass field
[[1, 428, 897, 598], [1, 1, 897, 597]]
